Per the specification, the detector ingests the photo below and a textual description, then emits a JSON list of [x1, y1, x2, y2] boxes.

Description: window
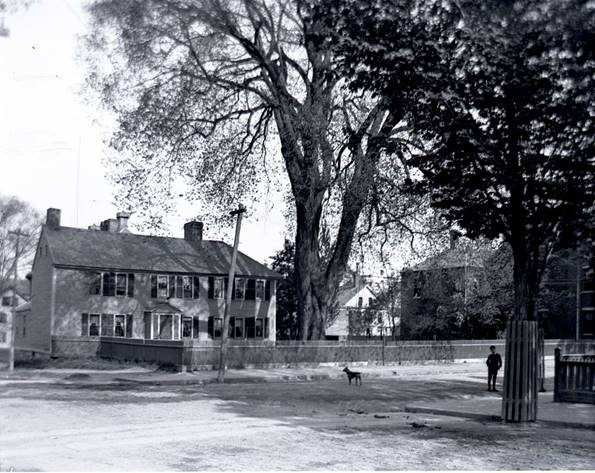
[[89, 273, 101, 295], [245, 279, 256, 300], [182, 316, 192, 338], [89, 314, 100, 336], [183, 276, 193, 298], [169, 276, 176, 298], [358, 297, 363, 308], [213, 278, 225, 299], [255, 280, 265, 300], [234, 278, 245, 299], [114, 315, 125, 337], [157, 275, 168, 299], [82, 313, 102, 336], [0, 313, 7, 323], [213, 317, 222, 338], [369, 298, 374, 307], [2, 296, 12, 306], [234, 317, 244, 338], [159, 314, 173, 339], [255, 318, 263, 338], [116, 274, 127, 296], [413, 273, 424, 299], [101, 313, 113, 336], [0, 331, 5, 343]]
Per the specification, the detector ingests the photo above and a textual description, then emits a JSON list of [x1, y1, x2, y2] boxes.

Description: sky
[[0, 0, 288, 264]]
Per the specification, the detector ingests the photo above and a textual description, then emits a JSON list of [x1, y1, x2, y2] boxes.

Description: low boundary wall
[[96, 337, 587, 371]]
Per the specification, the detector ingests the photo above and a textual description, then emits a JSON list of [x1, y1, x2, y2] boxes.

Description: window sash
[[255, 280, 265, 300], [157, 275, 168, 299], [214, 278, 224, 299], [114, 314, 126, 337], [102, 273, 116, 297], [234, 278, 245, 299], [116, 274, 127, 296], [182, 316, 193, 338], [183, 276, 193, 298]]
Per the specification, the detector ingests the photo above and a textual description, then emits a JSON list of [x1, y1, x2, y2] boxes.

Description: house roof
[[336, 284, 375, 307], [406, 244, 491, 272], [43, 226, 281, 279]]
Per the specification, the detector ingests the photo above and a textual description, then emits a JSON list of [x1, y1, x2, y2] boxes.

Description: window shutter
[[245, 279, 256, 300], [127, 274, 135, 297], [125, 314, 133, 337], [169, 275, 176, 298], [229, 317, 235, 338], [231, 278, 236, 300], [224, 278, 229, 298], [193, 316, 200, 338], [150, 275, 157, 298], [207, 316, 214, 338], [81, 313, 88, 336], [193, 276, 200, 299], [264, 318, 270, 338], [208, 277, 214, 299], [265, 280, 271, 301]]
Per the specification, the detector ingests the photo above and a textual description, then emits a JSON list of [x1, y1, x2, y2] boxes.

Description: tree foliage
[[84, 0, 438, 339], [326, 0, 595, 321], [0, 195, 41, 292], [270, 239, 298, 339]]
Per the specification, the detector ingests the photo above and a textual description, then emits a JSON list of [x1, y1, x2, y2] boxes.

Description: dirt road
[[1, 371, 593, 470]]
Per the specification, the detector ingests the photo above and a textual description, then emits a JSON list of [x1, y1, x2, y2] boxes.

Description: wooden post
[[501, 320, 539, 422], [217, 204, 246, 383], [553, 347, 561, 402], [8, 229, 28, 371], [538, 328, 546, 392]]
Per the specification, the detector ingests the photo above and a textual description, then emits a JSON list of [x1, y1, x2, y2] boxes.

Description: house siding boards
[[25, 213, 280, 357], [20, 229, 54, 353]]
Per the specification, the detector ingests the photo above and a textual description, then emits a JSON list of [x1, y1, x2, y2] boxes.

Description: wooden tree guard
[[501, 320, 539, 422], [538, 328, 546, 392]]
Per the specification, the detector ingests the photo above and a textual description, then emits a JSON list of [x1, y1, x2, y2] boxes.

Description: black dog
[[343, 367, 362, 386]]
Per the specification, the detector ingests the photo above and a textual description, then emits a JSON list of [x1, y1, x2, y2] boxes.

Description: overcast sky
[[0, 0, 289, 264]]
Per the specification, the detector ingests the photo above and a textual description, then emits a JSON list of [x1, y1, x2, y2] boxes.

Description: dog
[[342, 367, 362, 386]]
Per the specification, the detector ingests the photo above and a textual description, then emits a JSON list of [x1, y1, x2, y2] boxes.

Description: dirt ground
[[1, 370, 594, 471]]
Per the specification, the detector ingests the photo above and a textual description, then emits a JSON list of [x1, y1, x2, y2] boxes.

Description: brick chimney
[[449, 230, 461, 250], [184, 221, 204, 242], [116, 212, 130, 233], [46, 208, 61, 229], [100, 219, 118, 232]]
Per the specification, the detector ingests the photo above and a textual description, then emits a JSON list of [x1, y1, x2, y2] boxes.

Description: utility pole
[[217, 204, 246, 383], [8, 229, 29, 371]]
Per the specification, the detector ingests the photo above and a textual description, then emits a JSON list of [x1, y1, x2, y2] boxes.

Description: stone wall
[[98, 337, 586, 371]]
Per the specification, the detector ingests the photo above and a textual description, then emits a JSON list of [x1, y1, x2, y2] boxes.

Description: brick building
[[20, 208, 281, 357]]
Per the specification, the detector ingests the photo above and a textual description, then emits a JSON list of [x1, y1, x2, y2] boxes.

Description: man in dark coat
[[486, 345, 502, 392]]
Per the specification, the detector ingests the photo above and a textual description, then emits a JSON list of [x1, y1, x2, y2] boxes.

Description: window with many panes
[[81, 313, 132, 337], [209, 277, 272, 301], [208, 316, 269, 339], [89, 272, 134, 297], [150, 274, 200, 299]]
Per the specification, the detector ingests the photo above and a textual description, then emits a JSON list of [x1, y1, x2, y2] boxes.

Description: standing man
[[486, 345, 502, 392]]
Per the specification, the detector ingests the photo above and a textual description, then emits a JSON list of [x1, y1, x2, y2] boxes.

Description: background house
[[0, 279, 30, 354]]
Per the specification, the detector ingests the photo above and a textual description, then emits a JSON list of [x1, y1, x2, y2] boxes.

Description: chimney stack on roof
[[46, 208, 61, 229], [449, 230, 461, 250], [88, 224, 100, 230], [184, 221, 204, 242], [116, 212, 130, 233], [100, 218, 118, 233]]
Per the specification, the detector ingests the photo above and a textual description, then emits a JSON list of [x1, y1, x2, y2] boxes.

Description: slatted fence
[[554, 348, 595, 404]]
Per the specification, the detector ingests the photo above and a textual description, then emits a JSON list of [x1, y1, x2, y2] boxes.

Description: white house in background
[[0, 280, 30, 349], [326, 280, 388, 339]]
